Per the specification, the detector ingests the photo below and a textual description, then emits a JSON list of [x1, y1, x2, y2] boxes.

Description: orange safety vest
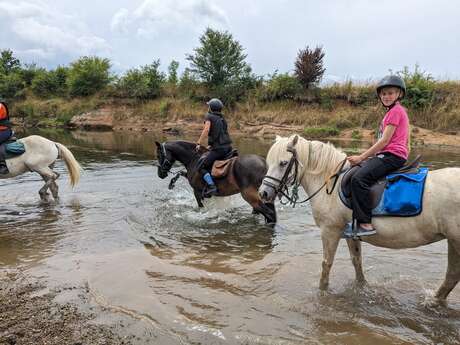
[[0, 103, 11, 130]]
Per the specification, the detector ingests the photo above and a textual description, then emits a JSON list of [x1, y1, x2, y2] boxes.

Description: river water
[[1, 129, 460, 345]]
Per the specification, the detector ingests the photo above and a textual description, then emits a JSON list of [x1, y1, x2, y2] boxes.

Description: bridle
[[157, 143, 174, 174], [262, 145, 301, 205], [262, 143, 348, 207], [155, 142, 187, 189]]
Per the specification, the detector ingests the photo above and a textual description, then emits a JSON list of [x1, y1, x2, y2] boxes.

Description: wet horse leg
[[346, 238, 366, 286], [319, 228, 342, 290], [49, 171, 60, 200], [194, 189, 204, 208], [37, 167, 58, 202], [432, 240, 460, 306]]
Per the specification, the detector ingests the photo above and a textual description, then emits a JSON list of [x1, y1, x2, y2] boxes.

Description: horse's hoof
[[319, 282, 329, 291], [354, 279, 368, 289], [422, 296, 447, 308]]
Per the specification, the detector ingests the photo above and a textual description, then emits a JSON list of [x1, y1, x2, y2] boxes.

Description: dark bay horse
[[155, 140, 276, 223]]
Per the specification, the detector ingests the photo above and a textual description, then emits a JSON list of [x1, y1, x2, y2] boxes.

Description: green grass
[[304, 126, 340, 138]]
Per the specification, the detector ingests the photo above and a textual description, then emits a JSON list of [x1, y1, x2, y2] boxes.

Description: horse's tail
[[55, 142, 81, 187]]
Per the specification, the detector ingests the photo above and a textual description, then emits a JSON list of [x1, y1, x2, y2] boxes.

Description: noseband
[[262, 146, 301, 205]]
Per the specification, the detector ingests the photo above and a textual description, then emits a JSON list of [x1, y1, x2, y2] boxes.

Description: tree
[[294, 46, 326, 89], [186, 28, 252, 88], [67, 56, 111, 96], [0, 49, 21, 76], [167, 60, 179, 85]]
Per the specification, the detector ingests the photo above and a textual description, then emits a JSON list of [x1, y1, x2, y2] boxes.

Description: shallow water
[[1, 129, 460, 344]]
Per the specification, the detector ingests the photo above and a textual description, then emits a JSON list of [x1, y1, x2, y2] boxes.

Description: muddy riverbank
[[0, 270, 133, 345]]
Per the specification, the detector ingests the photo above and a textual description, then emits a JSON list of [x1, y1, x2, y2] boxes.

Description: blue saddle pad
[[4, 141, 26, 158], [372, 167, 428, 216]]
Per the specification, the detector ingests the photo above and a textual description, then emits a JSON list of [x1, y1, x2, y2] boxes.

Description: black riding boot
[[0, 160, 8, 174]]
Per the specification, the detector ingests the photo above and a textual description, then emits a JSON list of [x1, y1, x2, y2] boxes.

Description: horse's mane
[[269, 135, 346, 176]]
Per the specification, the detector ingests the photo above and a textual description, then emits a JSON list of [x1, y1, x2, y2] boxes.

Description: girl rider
[[196, 98, 233, 197], [347, 75, 410, 236]]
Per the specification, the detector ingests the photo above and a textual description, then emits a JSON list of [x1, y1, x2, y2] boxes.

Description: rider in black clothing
[[195, 98, 233, 197]]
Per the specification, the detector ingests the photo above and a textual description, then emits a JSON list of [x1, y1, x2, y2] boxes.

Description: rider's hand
[[195, 144, 201, 152], [347, 155, 363, 166]]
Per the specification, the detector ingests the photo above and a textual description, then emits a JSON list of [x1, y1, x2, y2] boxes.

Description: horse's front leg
[[194, 189, 204, 208], [346, 238, 366, 286], [319, 227, 342, 290]]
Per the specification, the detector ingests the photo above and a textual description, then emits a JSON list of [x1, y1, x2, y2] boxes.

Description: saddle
[[339, 154, 422, 211], [211, 149, 239, 178]]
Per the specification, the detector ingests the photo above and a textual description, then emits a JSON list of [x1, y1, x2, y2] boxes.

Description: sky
[[1, 0, 459, 81]]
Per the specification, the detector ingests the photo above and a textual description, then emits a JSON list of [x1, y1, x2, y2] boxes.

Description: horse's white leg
[[36, 167, 58, 202], [428, 240, 460, 306], [319, 228, 342, 290], [346, 238, 366, 286], [49, 171, 60, 200]]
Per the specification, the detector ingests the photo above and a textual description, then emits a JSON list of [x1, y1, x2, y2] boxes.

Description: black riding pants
[[199, 146, 232, 175], [0, 129, 12, 144], [351, 152, 406, 223]]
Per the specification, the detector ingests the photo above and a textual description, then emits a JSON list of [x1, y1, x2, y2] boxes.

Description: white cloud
[[0, 0, 111, 64], [111, 0, 228, 37]]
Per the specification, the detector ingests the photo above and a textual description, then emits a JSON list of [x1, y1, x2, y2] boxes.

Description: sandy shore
[[0, 269, 133, 345]]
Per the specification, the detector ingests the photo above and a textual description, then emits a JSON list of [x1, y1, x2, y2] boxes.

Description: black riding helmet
[[376, 75, 406, 98], [207, 98, 224, 112]]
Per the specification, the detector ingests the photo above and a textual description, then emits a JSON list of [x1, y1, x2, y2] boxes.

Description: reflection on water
[[1, 128, 460, 344]]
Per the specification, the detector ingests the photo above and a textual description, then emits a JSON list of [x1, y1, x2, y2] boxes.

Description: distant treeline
[[1, 28, 459, 131]]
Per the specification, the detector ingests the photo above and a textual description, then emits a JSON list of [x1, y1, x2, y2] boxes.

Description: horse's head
[[155, 141, 176, 179], [259, 135, 301, 203]]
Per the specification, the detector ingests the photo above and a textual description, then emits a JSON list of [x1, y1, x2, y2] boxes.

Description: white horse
[[1, 135, 81, 201], [259, 134, 460, 307]]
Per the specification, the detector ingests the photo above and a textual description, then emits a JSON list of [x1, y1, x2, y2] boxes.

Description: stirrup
[[203, 185, 218, 198], [342, 222, 376, 239]]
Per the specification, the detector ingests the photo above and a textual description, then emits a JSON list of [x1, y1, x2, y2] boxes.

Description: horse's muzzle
[[259, 185, 276, 203]]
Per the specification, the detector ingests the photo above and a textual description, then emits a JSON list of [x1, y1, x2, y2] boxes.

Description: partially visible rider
[[195, 98, 233, 197], [0, 99, 13, 174]]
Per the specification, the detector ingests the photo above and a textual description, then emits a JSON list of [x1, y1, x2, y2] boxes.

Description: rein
[[262, 144, 348, 207]]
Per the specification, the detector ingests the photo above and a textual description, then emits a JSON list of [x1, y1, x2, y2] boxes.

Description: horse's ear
[[287, 135, 299, 153], [275, 135, 282, 142]]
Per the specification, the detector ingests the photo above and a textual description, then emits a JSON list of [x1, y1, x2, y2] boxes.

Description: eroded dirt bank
[[67, 108, 460, 149]]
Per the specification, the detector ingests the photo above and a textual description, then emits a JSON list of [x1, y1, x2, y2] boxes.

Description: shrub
[[67, 56, 111, 96], [0, 72, 25, 100], [351, 130, 362, 140], [31, 66, 68, 98], [116, 60, 165, 99], [257, 73, 302, 102], [398, 65, 435, 110]]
